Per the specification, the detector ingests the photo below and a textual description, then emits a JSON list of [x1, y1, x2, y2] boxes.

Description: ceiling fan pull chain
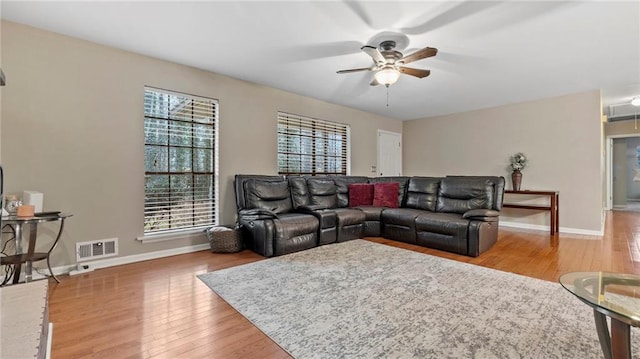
[[386, 86, 389, 107]]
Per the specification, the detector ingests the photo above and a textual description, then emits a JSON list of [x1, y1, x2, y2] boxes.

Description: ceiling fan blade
[[361, 45, 386, 65], [399, 47, 438, 65], [398, 67, 431, 78], [337, 67, 373, 74], [370, 78, 380, 86]]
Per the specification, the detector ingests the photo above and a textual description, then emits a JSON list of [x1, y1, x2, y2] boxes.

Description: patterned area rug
[[198, 240, 638, 358]]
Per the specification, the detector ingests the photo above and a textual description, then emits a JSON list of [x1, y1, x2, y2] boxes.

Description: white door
[[377, 130, 402, 176]]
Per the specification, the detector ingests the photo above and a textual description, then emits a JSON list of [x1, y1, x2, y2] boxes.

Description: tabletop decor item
[[509, 152, 527, 191], [16, 205, 35, 217], [4, 194, 21, 215]]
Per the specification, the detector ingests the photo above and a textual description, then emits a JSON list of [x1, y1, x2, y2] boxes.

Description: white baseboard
[[46, 323, 53, 359], [500, 221, 603, 237], [29, 220, 604, 280], [32, 243, 210, 280]]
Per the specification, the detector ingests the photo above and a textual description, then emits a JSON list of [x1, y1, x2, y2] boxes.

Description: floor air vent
[[76, 238, 118, 262]]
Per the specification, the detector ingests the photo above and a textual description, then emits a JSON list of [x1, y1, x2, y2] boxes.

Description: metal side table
[[1, 213, 72, 284]]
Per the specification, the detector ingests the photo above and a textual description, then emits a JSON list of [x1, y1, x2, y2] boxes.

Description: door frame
[[605, 134, 640, 210], [377, 129, 402, 177]]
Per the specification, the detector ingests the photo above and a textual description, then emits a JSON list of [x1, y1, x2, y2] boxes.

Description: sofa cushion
[[415, 213, 470, 255], [333, 176, 370, 207], [355, 206, 385, 221], [334, 208, 366, 242], [380, 208, 424, 244], [436, 177, 494, 214], [349, 183, 374, 207], [273, 213, 319, 237], [373, 182, 399, 208], [405, 177, 441, 211], [245, 179, 292, 214], [381, 208, 425, 226], [415, 212, 470, 239], [334, 208, 366, 226], [272, 213, 319, 255], [307, 178, 338, 209]]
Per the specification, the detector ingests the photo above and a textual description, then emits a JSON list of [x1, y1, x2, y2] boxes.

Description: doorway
[[377, 130, 402, 177], [607, 135, 640, 211]]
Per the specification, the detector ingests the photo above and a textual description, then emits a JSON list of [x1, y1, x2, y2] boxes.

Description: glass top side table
[[1, 213, 72, 285], [560, 272, 640, 359]]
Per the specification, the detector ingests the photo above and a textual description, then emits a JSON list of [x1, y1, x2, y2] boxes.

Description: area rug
[[198, 240, 639, 358]]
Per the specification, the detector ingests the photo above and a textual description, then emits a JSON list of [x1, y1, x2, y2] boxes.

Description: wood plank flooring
[[46, 211, 640, 358]]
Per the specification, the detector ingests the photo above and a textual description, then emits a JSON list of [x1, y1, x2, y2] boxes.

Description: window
[[277, 112, 350, 175], [143, 87, 218, 234]]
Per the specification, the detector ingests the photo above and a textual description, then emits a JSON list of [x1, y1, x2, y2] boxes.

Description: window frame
[[141, 86, 219, 239], [277, 111, 351, 176]]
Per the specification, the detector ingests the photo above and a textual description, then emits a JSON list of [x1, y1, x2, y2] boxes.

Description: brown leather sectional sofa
[[234, 174, 505, 258]]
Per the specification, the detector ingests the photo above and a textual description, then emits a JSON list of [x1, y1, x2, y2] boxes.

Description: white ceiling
[[1, 1, 639, 120]]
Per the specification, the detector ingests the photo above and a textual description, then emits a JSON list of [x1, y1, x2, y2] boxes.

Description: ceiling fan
[[337, 40, 437, 87]]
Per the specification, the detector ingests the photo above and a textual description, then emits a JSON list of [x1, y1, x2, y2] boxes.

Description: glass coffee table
[[560, 272, 640, 359]]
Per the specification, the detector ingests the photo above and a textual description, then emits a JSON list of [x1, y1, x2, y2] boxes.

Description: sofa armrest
[[462, 209, 500, 222], [297, 204, 327, 212], [238, 216, 276, 257], [238, 208, 279, 221]]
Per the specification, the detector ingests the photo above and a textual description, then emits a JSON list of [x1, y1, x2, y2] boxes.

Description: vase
[[511, 170, 522, 191]]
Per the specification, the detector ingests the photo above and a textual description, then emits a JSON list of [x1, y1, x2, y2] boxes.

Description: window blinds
[[143, 87, 218, 234], [277, 112, 349, 175]]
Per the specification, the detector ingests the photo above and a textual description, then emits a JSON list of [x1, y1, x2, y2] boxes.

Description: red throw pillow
[[373, 182, 399, 208], [349, 183, 374, 207]]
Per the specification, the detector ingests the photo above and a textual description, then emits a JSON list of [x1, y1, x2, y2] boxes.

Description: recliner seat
[[334, 208, 366, 242], [235, 175, 319, 257], [289, 176, 338, 245], [381, 208, 424, 244], [355, 206, 385, 237], [293, 177, 365, 243]]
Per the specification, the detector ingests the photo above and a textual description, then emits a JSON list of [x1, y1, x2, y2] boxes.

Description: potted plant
[[509, 152, 527, 191]]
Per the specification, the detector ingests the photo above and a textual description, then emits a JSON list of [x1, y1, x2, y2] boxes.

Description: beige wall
[[403, 91, 604, 233], [0, 21, 401, 268]]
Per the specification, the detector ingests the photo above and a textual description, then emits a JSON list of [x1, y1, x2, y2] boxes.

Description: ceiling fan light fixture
[[632, 96, 640, 107], [374, 67, 400, 86]]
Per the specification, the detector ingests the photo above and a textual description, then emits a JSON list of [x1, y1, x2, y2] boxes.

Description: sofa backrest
[[489, 176, 506, 210], [331, 176, 370, 207], [404, 177, 442, 211], [446, 175, 506, 211], [288, 176, 310, 209], [245, 178, 293, 214], [234, 174, 285, 212], [306, 177, 338, 209], [235, 174, 505, 214], [369, 176, 410, 207], [436, 177, 495, 214]]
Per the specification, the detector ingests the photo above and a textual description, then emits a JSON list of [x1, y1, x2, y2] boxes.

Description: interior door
[[612, 138, 627, 207], [377, 130, 402, 177]]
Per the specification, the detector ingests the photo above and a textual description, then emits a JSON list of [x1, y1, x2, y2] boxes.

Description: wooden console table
[[503, 190, 559, 235]]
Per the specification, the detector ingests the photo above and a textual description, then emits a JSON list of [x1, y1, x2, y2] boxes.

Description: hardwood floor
[[47, 211, 640, 358]]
